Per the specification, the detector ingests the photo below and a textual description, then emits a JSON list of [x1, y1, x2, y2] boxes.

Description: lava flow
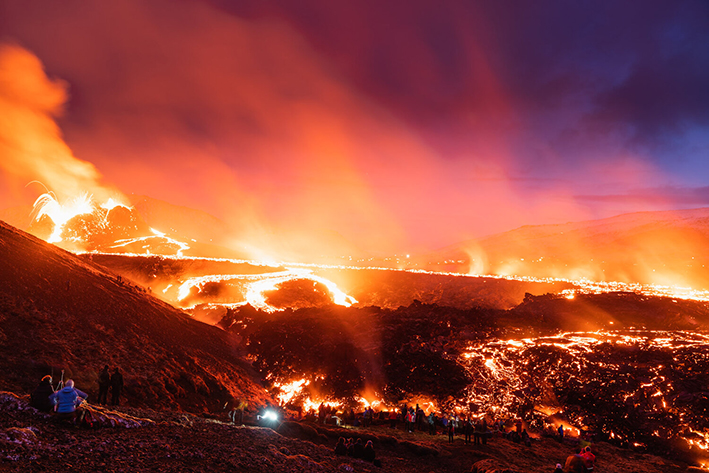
[[459, 330, 709, 456], [21, 189, 709, 466], [176, 268, 356, 312], [27, 192, 358, 312]]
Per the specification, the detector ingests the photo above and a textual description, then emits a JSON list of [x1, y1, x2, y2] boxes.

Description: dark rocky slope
[[0, 220, 272, 413]]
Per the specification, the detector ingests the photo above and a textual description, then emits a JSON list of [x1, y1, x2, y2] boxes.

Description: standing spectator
[[97, 365, 110, 405], [474, 419, 481, 445], [110, 367, 124, 405], [521, 428, 531, 447], [464, 417, 473, 444], [416, 404, 424, 431], [318, 402, 325, 425], [389, 409, 397, 429], [448, 417, 455, 443]]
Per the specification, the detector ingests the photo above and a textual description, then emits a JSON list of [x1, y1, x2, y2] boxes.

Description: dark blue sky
[[1, 0, 708, 251]]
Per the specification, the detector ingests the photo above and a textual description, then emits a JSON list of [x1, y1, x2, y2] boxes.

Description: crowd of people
[[312, 403, 595, 472], [334, 437, 379, 466], [97, 365, 124, 406], [314, 402, 528, 443], [28, 368, 595, 471], [29, 366, 125, 426]]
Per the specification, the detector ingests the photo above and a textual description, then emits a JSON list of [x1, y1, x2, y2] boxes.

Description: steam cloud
[[1, 0, 705, 261], [0, 44, 120, 205]]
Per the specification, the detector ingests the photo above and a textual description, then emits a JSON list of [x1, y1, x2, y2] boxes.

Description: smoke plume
[[0, 44, 120, 205]]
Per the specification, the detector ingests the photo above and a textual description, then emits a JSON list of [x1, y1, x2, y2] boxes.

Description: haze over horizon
[[1, 0, 708, 255]]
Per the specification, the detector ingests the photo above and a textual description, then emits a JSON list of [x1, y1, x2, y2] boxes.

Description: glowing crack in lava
[[286, 262, 709, 303], [245, 268, 356, 311], [177, 268, 357, 312], [460, 330, 709, 454]]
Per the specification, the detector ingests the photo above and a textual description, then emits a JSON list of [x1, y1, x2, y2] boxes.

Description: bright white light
[[263, 410, 278, 421], [32, 192, 94, 243]]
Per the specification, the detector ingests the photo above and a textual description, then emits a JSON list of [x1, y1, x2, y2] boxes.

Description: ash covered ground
[[0, 391, 694, 472]]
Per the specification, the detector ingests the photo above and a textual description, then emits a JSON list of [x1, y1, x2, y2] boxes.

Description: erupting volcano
[[2, 1, 709, 471], [13, 191, 709, 467]]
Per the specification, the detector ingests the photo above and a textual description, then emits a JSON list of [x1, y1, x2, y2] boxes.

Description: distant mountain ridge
[[422, 207, 709, 289], [6, 196, 709, 288]]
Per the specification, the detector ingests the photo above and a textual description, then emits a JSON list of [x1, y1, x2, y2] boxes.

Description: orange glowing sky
[[1, 1, 708, 255]]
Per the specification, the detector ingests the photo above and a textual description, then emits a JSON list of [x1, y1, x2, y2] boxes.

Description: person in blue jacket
[[49, 379, 88, 424]]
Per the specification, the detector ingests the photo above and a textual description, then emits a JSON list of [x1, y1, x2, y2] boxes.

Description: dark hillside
[[0, 220, 272, 413]]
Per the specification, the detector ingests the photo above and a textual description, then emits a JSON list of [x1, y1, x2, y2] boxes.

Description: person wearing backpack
[[49, 379, 88, 425]]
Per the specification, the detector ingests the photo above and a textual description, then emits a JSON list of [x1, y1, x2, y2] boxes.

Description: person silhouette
[[110, 368, 124, 405], [98, 366, 110, 405]]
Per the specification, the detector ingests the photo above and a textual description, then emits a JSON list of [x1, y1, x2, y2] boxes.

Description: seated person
[[363, 440, 376, 462], [334, 437, 348, 456], [581, 446, 595, 471], [49, 379, 88, 424], [352, 438, 365, 459], [30, 375, 55, 412]]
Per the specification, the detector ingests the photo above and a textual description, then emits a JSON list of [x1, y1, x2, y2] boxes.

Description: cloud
[[1, 0, 707, 255], [0, 44, 119, 202]]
